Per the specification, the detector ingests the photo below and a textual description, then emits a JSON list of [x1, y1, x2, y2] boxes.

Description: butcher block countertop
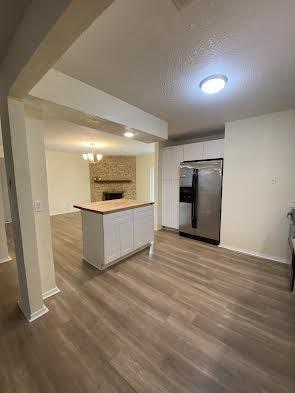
[[74, 199, 154, 214]]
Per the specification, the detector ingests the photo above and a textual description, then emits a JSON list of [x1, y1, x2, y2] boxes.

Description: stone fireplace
[[103, 192, 123, 200], [89, 156, 136, 202]]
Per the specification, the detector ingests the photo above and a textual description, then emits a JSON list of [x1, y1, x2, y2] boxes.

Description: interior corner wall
[[45, 150, 90, 216], [136, 154, 155, 201], [220, 109, 295, 263]]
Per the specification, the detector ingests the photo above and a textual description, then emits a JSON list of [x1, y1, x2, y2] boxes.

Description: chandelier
[[82, 143, 103, 163]]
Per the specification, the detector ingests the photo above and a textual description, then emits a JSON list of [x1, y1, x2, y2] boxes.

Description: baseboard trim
[[18, 301, 49, 322], [0, 255, 12, 264], [42, 286, 60, 300], [219, 243, 288, 264]]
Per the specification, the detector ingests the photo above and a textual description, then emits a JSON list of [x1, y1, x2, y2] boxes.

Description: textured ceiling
[[42, 119, 154, 155], [55, 0, 295, 137], [0, 119, 154, 156], [0, 0, 30, 62]]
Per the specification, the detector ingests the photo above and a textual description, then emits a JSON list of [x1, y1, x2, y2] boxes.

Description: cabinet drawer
[[133, 205, 154, 217], [103, 209, 133, 223]]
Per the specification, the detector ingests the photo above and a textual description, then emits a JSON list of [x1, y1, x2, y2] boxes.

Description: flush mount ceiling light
[[124, 130, 134, 138], [82, 143, 103, 163], [199, 75, 228, 94]]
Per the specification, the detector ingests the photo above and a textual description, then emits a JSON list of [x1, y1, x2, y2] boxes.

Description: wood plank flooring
[[0, 212, 295, 393]]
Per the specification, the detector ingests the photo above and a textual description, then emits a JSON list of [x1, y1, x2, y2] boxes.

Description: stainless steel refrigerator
[[179, 159, 223, 245]]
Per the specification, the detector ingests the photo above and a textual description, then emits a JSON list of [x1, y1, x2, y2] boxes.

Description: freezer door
[[179, 160, 222, 243]]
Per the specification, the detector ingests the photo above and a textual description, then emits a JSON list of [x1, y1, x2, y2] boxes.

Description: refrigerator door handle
[[191, 170, 198, 228]]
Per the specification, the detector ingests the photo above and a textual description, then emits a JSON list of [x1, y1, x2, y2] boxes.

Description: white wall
[[26, 118, 57, 295], [221, 109, 295, 263], [0, 158, 11, 222], [0, 167, 10, 263], [45, 150, 90, 216], [136, 154, 155, 201]]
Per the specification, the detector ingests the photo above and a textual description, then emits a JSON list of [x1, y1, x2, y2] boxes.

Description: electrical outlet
[[271, 176, 279, 185]]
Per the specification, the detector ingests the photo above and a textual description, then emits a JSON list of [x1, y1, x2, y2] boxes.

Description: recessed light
[[124, 131, 134, 138], [199, 75, 228, 94]]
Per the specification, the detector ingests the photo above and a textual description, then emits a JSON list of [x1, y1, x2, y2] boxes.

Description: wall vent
[[171, 0, 195, 10]]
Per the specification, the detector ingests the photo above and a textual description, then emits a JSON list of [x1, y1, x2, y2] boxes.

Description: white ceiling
[[0, 117, 154, 157], [0, 0, 30, 62], [42, 119, 154, 155], [0, 118, 154, 156], [55, 0, 295, 138]]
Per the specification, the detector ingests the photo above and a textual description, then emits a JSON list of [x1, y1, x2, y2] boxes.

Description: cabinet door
[[171, 179, 180, 229], [119, 214, 134, 256], [161, 148, 171, 180], [134, 207, 154, 249], [183, 142, 204, 161], [203, 139, 224, 159], [162, 146, 184, 180], [162, 179, 179, 229], [162, 179, 172, 227], [171, 146, 184, 180], [104, 219, 121, 264]]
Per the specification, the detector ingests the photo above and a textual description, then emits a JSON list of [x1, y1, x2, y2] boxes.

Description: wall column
[[0, 97, 47, 321], [0, 175, 10, 264], [154, 142, 162, 230], [25, 117, 58, 299]]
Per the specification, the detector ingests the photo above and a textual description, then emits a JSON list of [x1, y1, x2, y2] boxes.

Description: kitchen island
[[74, 199, 154, 270]]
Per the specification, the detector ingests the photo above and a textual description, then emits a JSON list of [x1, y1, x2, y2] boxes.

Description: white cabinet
[[183, 142, 204, 161], [161, 179, 171, 228], [118, 213, 134, 256], [161, 139, 223, 230], [161, 178, 179, 229], [80, 205, 154, 270], [203, 139, 224, 159], [104, 211, 134, 264], [104, 216, 121, 264], [162, 148, 172, 180], [134, 206, 154, 248], [162, 146, 183, 180], [161, 146, 182, 229], [182, 140, 224, 161]]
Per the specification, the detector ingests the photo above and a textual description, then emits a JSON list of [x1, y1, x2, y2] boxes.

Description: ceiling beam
[[0, 0, 115, 98], [29, 69, 168, 141]]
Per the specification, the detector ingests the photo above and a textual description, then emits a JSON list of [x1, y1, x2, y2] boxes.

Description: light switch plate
[[34, 200, 42, 212], [271, 176, 279, 184]]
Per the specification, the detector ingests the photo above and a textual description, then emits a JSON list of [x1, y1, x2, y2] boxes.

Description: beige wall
[[0, 158, 11, 222], [221, 109, 295, 263], [26, 118, 57, 295], [90, 156, 136, 201], [45, 150, 90, 216], [136, 154, 155, 201], [0, 167, 10, 263]]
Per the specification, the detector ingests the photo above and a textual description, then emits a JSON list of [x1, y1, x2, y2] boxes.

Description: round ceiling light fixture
[[199, 74, 228, 94], [124, 130, 134, 138]]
